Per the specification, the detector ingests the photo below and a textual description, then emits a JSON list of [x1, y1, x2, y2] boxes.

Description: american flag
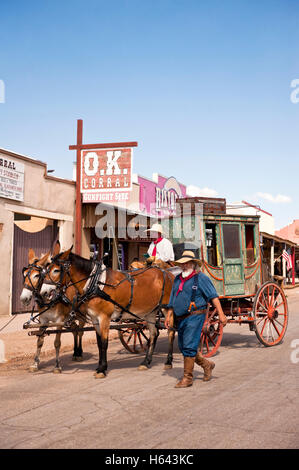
[[282, 249, 293, 271]]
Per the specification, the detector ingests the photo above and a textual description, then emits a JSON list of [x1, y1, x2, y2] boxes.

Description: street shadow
[[19, 329, 264, 376], [220, 331, 263, 350]]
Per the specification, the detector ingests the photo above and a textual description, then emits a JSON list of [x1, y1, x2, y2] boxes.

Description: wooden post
[[282, 243, 286, 281], [69, 122, 137, 258], [270, 239, 275, 277], [75, 119, 83, 255]]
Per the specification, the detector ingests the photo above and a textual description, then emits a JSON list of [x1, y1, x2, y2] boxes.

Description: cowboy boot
[[175, 356, 195, 388], [195, 351, 215, 381]]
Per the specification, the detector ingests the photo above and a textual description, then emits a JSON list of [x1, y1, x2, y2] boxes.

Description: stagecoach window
[[245, 225, 255, 265], [222, 224, 241, 259], [205, 224, 219, 266]]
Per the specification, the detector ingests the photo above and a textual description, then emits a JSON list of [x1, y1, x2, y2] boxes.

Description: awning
[[260, 232, 298, 247]]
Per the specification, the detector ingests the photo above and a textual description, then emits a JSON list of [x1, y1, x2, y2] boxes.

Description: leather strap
[[175, 309, 206, 323]]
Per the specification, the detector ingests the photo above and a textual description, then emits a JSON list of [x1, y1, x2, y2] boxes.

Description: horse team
[[20, 241, 177, 377]]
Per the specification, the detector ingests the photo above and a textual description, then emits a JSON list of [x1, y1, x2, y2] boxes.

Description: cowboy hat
[[174, 250, 202, 266], [145, 223, 164, 234]]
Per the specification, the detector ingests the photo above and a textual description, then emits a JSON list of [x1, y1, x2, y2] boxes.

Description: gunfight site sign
[[81, 148, 133, 203], [0, 157, 24, 201]]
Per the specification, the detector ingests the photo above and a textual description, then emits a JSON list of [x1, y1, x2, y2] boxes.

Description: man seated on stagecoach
[[145, 223, 174, 264], [165, 250, 227, 389]]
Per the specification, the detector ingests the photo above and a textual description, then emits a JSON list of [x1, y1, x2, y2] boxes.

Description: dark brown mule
[[20, 244, 85, 373], [41, 246, 175, 378]]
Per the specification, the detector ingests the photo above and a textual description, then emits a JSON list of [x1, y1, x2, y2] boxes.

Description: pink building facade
[[275, 220, 299, 245], [137, 173, 187, 218]]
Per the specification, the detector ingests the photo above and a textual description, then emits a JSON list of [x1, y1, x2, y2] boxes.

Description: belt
[[174, 309, 206, 323]]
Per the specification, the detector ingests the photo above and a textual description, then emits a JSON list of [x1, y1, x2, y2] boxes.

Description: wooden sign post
[[69, 119, 138, 255]]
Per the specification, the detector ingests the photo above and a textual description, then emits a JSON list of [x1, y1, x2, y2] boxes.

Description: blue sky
[[0, 0, 298, 229]]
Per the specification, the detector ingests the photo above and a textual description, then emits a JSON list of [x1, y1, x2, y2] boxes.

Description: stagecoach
[[22, 198, 288, 368], [119, 199, 288, 357]]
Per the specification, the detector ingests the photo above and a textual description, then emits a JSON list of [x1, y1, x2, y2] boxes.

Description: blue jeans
[[177, 313, 206, 357]]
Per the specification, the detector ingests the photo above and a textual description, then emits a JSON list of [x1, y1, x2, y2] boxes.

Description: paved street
[[0, 290, 298, 450]]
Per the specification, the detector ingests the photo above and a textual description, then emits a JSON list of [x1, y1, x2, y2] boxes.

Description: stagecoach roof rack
[[176, 196, 226, 215]]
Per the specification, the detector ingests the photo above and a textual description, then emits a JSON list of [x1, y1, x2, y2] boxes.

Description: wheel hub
[[267, 306, 278, 320]]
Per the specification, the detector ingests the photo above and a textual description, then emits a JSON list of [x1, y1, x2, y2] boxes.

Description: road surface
[[0, 290, 298, 449]]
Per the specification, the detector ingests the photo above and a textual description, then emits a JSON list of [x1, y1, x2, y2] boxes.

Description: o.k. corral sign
[[81, 148, 133, 203], [0, 156, 24, 201]]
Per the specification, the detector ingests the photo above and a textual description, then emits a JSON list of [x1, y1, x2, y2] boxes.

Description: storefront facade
[[81, 173, 188, 270], [0, 148, 75, 316], [137, 173, 187, 218]]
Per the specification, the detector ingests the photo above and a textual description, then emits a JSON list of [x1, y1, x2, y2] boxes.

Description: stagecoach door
[[221, 223, 245, 296]]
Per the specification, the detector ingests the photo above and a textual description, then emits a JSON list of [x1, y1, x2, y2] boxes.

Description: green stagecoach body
[[164, 212, 262, 299]]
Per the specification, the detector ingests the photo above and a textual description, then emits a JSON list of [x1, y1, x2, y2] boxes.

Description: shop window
[[245, 225, 255, 265], [205, 224, 219, 266], [222, 224, 241, 259]]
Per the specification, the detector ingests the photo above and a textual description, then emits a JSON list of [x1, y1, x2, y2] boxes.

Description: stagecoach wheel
[[118, 323, 150, 354], [199, 307, 224, 358], [253, 281, 288, 347]]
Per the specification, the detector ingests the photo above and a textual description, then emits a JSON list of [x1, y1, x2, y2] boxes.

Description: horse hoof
[[94, 372, 106, 379], [164, 364, 172, 370], [53, 367, 62, 374], [138, 365, 149, 371], [29, 364, 39, 373], [75, 356, 84, 362]]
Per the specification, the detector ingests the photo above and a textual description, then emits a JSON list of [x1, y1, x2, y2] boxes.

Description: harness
[[22, 263, 46, 308], [47, 259, 170, 328], [76, 263, 168, 325]]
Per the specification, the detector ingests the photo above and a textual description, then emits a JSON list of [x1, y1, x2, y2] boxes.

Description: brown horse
[[20, 244, 85, 372], [40, 245, 175, 378]]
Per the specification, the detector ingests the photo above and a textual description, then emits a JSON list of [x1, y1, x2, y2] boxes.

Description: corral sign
[[0, 157, 24, 201], [81, 148, 133, 203]]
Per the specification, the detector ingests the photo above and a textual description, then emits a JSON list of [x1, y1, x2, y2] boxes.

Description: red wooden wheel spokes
[[253, 282, 288, 347], [199, 308, 224, 358], [118, 324, 150, 354]]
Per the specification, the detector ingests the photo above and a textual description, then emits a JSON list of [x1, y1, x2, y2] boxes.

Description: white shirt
[[147, 238, 175, 262]]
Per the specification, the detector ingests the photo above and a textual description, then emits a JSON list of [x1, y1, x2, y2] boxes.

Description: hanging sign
[[0, 157, 24, 201], [81, 148, 133, 203]]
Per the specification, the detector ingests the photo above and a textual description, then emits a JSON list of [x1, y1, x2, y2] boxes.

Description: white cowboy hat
[[145, 223, 164, 234], [174, 250, 202, 266]]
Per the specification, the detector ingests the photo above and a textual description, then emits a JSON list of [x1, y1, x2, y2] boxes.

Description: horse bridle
[[22, 262, 48, 308]]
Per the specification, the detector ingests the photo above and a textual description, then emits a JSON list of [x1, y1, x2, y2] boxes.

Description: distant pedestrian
[[145, 223, 174, 263]]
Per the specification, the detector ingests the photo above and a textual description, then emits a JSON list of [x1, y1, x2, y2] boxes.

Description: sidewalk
[[0, 313, 118, 367]]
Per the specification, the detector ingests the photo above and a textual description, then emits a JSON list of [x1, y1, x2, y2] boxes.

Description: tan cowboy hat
[[145, 223, 164, 234], [174, 250, 202, 266]]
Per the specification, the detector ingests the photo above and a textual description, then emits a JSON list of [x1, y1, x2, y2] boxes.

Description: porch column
[[282, 243, 286, 279], [270, 239, 275, 276]]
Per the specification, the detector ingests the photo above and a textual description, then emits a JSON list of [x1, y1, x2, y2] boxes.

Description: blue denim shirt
[[168, 271, 218, 317]]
